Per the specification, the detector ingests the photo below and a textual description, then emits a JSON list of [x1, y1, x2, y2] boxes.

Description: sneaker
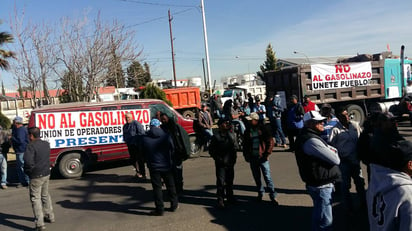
[[149, 210, 164, 216], [271, 199, 280, 207], [283, 144, 288, 148], [1, 184, 7, 189], [169, 205, 179, 212], [34, 225, 46, 231], [44, 215, 55, 223]]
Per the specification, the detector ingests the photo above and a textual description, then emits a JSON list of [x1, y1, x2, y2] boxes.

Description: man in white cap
[[243, 112, 278, 206], [11, 116, 30, 187], [295, 111, 341, 231]]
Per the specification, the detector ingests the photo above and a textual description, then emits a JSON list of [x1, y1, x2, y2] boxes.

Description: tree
[[258, 43, 280, 81], [59, 70, 84, 103], [1, 81, 5, 96], [140, 82, 172, 106], [0, 27, 16, 70], [105, 35, 125, 88], [126, 61, 152, 88]]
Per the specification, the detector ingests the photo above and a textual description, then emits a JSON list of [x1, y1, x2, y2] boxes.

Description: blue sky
[[1, 0, 412, 89]]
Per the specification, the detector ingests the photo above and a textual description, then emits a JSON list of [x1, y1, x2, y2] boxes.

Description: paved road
[[1, 121, 412, 231]]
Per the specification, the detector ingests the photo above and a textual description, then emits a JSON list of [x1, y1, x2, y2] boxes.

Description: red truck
[[28, 99, 195, 178]]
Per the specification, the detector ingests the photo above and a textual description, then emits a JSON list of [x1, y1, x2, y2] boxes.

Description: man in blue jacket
[[123, 112, 145, 179], [11, 116, 29, 187], [143, 119, 178, 216]]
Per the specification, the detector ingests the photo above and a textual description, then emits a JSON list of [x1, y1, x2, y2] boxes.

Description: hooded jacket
[[142, 126, 174, 172], [367, 164, 412, 231]]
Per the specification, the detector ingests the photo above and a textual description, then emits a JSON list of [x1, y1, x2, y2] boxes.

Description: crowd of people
[[206, 92, 412, 231], [1, 92, 412, 231]]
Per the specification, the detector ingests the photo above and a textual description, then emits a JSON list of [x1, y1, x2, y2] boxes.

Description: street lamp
[[293, 51, 310, 64]]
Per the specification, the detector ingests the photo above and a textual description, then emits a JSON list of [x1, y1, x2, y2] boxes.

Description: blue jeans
[[249, 157, 277, 199], [0, 153, 7, 185], [29, 175, 54, 227], [16, 153, 30, 185], [307, 185, 333, 231], [271, 118, 286, 145]]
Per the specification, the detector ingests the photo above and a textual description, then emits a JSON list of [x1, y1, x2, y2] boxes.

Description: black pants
[[127, 144, 146, 176], [173, 164, 184, 194], [215, 163, 234, 200], [287, 128, 301, 151], [150, 170, 178, 212]]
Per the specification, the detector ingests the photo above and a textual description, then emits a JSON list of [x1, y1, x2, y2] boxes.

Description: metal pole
[[168, 9, 177, 88], [202, 58, 208, 91], [200, 0, 212, 95]]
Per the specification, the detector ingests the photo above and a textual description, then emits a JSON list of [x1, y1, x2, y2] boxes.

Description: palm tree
[[0, 31, 15, 70]]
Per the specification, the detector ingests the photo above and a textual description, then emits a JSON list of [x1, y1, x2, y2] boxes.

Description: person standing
[[319, 104, 339, 143], [302, 95, 319, 113], [243, 112, 279, 206], [271, 94, 287, 148], [286, 95, 305, 152], [143, 119, 178, 216], [123, 112, 146, 179], [11, 116, 30, 187], [198, 103, 213, 149], [367, 140, 412, 231], [24, 127, 55, 231], [0, 126, 9, 189], [295, 111, 341, 231], [329, 107, 366, 212], [160, 113, 190, 194], [209, 117, 238, 208], [254, 100, 266, 124]]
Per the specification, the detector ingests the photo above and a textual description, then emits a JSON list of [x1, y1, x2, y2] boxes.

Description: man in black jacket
[[143, 119, 178, 216], [24, 127, 54, 231], [295, 111, 341, 231], [209, 117, 238, 208]]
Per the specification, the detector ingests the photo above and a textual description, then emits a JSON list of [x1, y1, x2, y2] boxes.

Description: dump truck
[[264, 50, 412, 125], [163, 87, 201, 119]]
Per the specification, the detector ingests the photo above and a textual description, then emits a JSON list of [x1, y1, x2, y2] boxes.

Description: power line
[[117, 0, 198, 8]]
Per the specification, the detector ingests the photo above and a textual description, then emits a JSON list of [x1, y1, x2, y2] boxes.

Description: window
[[149, 103, 177, 122], [101, 106, 117, 111], [120, 105, 142, 110]]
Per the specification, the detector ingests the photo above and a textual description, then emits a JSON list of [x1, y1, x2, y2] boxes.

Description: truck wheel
[[347, 104, 365, 125], [58, 153, 84, 178], [182, 110, 195, 119], [189, 135, 201, 158]]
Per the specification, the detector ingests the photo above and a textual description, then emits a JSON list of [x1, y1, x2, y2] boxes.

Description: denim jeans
[[307, 185, 333, 231], [29, 175, 54, 228], [16, 153, 30, 185], [0, 153, 7, 185], [339, 159, 366, 209], [249, 157, 277, 199], [271, 118, 286, 145], [150, 170, 178, 212]]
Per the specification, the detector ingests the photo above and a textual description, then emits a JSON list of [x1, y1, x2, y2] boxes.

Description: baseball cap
[[290, 95, 298, 100], [321, 103, 332, 109], [246, 112, 259, 121], [150, 119, 161, 127], [303, 111, 326, 122], [217, 117, 231, 126], [14, 116, 23, 123]]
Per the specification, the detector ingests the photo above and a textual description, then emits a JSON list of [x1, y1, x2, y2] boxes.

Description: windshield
[[222, 90, 233, 97]]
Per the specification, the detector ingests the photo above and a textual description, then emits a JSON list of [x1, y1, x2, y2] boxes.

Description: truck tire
[[58, 153, 84, 178], [347, 104, 365, 125], [182, 110, 195, 119]]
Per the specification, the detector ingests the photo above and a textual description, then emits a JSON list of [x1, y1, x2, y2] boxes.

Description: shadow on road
[[0, 212, 33, 231]]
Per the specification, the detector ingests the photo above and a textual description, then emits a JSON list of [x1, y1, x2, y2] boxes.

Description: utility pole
[[168, 9, 177, 88], [202, 58, 208, 90], [200, 0, 212, 95]]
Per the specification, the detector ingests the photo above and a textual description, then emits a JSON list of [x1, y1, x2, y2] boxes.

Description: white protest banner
[[35, 109, 150, 149], [311, 62, 373, 90]]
